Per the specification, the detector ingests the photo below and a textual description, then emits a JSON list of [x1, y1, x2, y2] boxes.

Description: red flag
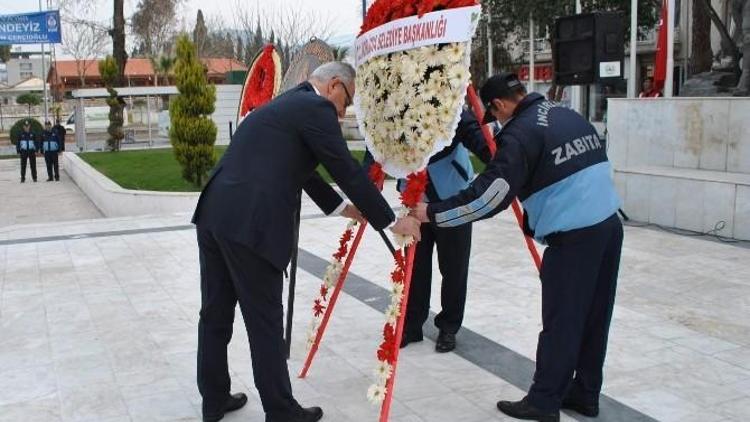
[[653, 0, 668, 92]]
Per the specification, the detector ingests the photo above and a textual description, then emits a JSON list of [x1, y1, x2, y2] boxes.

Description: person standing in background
[[17, 120, 38, 183], [41, 121, 63, 182]]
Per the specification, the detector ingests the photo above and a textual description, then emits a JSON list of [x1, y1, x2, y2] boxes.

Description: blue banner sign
[[0, 11, 62, 45]]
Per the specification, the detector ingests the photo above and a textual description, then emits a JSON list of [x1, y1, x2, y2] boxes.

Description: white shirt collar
[[311, 83, 321, 96]]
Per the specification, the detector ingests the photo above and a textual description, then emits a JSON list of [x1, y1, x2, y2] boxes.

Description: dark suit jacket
[[192, 82, 395, 270]]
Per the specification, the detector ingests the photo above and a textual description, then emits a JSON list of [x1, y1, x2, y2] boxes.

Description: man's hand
[[410, 203, 429, 223], [341, 203, 366, 224], [390, 215, 422, 242]]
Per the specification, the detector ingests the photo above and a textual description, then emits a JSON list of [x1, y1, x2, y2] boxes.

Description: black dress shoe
[[46, 178, 53, 182], [399, 331, 423, 348], [203, 393, 248, 422], [435, 331, 456, 353], [561, 397, 599, 417], [267, 405, 323, 422], [496, 398, 560, 422]]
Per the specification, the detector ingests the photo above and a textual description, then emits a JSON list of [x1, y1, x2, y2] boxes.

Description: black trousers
[[20, 151, 37, 181], [527, 214, 623, 412], [44, 152, 60, 180], [405, 222, 472, 335], [196, 226, 298, 419]]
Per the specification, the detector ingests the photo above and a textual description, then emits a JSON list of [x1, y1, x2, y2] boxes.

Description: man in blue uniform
[[16, 120, 38, 183], [395, 109, 494, 353], [413, 73, 623, 422], [41, 121, 63, 181]]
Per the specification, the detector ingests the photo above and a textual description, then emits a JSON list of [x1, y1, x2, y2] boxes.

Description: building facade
[[6, 55, 50, 86]]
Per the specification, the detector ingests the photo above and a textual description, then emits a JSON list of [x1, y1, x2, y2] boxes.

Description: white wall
[[607, 97, 750, 240], [213, 85, 242, 145]]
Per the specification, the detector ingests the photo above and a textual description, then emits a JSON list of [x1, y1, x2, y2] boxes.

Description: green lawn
[[79, 147, 486, 192], [79, 147, 228, 192]]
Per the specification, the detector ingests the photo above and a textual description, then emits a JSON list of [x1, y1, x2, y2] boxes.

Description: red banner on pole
[[653, 0, 668, 92]]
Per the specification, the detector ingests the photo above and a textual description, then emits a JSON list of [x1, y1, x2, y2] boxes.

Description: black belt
[[544, 214, 620, 247]]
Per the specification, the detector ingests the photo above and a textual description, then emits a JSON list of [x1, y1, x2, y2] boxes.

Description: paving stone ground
[[0, 158, 102, 229], [0, 174, 749, 421]]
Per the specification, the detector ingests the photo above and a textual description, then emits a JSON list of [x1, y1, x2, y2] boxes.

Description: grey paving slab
[[0, 158, 102, 229], [0, 208, 748, 421]]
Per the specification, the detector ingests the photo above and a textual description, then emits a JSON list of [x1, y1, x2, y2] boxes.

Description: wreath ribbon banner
[[355, 5, 481, 66]]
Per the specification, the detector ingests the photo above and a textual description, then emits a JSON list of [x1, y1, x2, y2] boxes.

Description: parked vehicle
[[63, 106, 129, 133]]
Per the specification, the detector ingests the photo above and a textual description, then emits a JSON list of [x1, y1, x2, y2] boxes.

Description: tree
[[692, 0, 713, 74], [0, 45, 11, 63], [99, 56, 125, 151], [151, 55, 175, 86], [483, 0, 660, 98], [193, 9, 209, 56], [233, 0, 335, 68], [59, 0, 110, 87], [170, 35, 217, 186], [16, 93, 42, 117], [131, 0, 182, 57], [236, 35, 245, 62], [10, 119, 43, 145], [112, 0, 128, 86]]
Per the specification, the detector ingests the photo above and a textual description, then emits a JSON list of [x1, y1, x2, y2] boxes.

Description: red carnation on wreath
[[360, 0, 478, 34], [237, 44, 282, 123]]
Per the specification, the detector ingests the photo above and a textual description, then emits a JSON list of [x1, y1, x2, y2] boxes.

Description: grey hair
[[309, 62, 356, 85]]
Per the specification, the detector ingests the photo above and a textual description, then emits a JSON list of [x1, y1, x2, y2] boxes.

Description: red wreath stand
[[298, 84, 541, 421]]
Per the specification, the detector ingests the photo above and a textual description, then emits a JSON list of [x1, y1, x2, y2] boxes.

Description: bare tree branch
[[59, 0, 110, 86]]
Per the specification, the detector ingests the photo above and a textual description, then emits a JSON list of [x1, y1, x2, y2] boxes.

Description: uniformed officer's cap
[[480, 72, 526, 124]]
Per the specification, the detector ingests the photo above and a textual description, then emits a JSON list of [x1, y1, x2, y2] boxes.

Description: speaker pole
[[529, 14, 535, 92], [665, 0, 676, 97], [628, 0, 639, 98], [571, 0, 583, 113]]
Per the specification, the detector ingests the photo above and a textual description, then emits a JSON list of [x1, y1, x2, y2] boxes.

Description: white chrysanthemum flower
[[367, 383, 387, 404], [385, 304, 401, 325], [438, 105, 456, 125], [416, 45, 442, 67], [392, 282, 405, 297], [374, 361, 394, 381], [417, 84, 436, 102], [446, 63, 469, 89], [444, 43, 465, 63], [400, 59, 424, 84], [391, 290, 404, 308]]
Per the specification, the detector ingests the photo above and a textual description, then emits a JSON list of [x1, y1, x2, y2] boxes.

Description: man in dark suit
[[192, 62, 421, 422]]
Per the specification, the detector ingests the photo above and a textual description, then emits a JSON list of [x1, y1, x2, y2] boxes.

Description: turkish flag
[[653, 0, 668, 91]]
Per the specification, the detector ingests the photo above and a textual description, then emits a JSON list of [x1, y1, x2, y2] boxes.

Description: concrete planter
[[63, 152, 199, 218]]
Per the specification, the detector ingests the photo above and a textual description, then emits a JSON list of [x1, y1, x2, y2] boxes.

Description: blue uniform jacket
[[427, 93, 621, 242], [41, 130, 62, 153], [16, 131, 38, 153]]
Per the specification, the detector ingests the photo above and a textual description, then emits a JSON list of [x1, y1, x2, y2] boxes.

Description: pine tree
[[98, 56, 125, 151], [193, 9, 208, 57], [236, 35, 245, 62], [170, 35, 217, 186]]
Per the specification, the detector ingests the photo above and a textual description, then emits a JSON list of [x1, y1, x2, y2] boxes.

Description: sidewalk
[[0, 158, 102, 229], [0, 204, 748, 421]]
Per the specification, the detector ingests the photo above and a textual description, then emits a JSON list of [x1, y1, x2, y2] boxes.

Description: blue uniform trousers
[[527, 214, 623, 412]]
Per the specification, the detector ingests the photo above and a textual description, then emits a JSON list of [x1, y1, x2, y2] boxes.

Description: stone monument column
[[733, 0, 750, 95]]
